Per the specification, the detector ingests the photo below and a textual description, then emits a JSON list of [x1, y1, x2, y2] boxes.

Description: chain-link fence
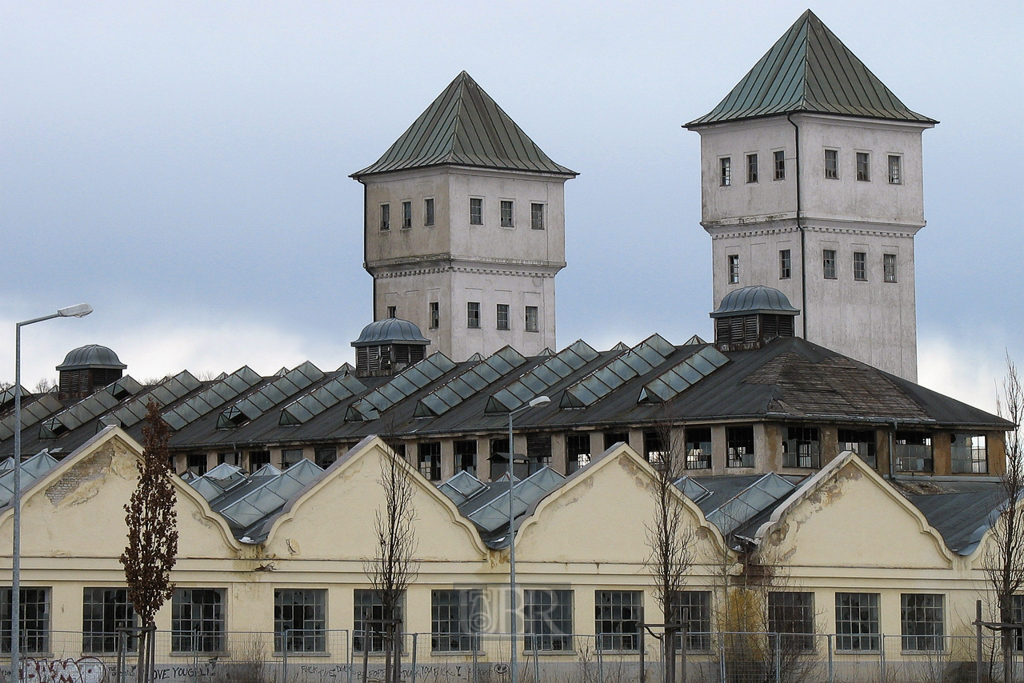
[[5, 629, 1024, 683]]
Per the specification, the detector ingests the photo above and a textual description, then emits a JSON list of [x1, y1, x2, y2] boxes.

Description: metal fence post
[[879, 633, 885, 682], [282, 629, 290, 683], [597, 634, 604, 683], [532, 632, 540, 683], [718, 633, 726, 683], [410, 633, 418, 683], [827, 634, 834, 683], [774, 632, 781, 683]]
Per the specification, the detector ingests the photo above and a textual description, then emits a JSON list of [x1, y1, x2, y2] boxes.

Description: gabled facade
[[686, 10, 936, 382], [352, 72, 577, 361]]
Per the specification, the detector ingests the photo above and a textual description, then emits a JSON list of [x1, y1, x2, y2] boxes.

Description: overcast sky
[[2, 0, 1021, 414]]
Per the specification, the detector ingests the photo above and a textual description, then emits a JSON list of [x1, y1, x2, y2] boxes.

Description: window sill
[[430, 650, 487, 657], [274, 651, 331, 658], [170, 651, 230, 658], [834, 650, 881, 655]]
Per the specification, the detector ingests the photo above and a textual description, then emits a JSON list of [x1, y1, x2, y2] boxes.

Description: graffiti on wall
[[22, 657, 106, 683]]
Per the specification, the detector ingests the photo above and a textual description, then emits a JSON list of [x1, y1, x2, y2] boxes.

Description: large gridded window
[[401, 201, 412, 229], [527, 434, 552, 474], [424, 198, 435, 226], [490, 438, 510, 477], [431, 590, 483, 652], [901, 594, 944, 651], [418, 441, 442, 481], [894, 431, 933, 472], [835, 593, 879, 652], [467, 302, 481, 329], [853, 252, 867, 281], [524, 589, 573, 652], [454, 440, 477, 476], [470, 198, 483, 225], [888, 155, 902, 184], [769, 592, 815, 652], [596, 591, 642, 651], [354, 590, 404, 653], [83, 588, 136, 654], [839, 429, 876, 468], [856, 152, 871, 181], [774, 150, 786, 180], [525, 306, 539, 333], [746, 153, 758, 183], [566, 433, 591, 474], [274, 589, 326, 653], [172, 588, 225, 653], [783, 427, 820, 468], [720, 157, 732, 186], [531, 203, 545, 230], [951, 433, 988, 474], [824, 149, 839, 179], [779, 249, 791, 279], [315, 446, 337, 468], [1013, 596, 1024, 651], [728, 254, 740, 284], [884, 253, 898, 283], [500, 200, 514, 227], [496, 304, 510, 331], [380, 204, 391, 231], [249, 450, 271, 470], [1, 588, 49, 654], [822, 250, 837, 279], [429, 302, 439, 329], [281, 448, 304, 468], [727, 426, 755, 468], [643, 430, 669, 469], [686, 428, 712, 470], [673, 591, 712, 650]]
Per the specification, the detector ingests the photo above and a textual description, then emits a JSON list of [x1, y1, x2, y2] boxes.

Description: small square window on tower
[[429, 302, 439, 329], [496, 304, 510, 330], [379, 203, 391, 231], [824, 149, 839, 179], [746, 153, 758, 183], [424, 198, 435, 226], [401, 201, 412, 228], [525, 306, 539, 332], [774, 150, 786, 180], [720, 157, 732, 186], [779, 249, 791, 279], [728, 254, 740, 284], [884, 253, 898, 283], [823, 249, 837, 279], [467, 302, 480, 329], [888, 155, 902, 184], [386, 306, 397, 319], [856, 152, 870, 182], [854, 252, 867, 281], [500, 200, 514, 228], [470, 198, 483, 225], [531, 203, 545, 230]]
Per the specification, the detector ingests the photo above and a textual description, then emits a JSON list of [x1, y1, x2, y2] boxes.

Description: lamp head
[[57, 304, 93, 318], [527, 395, 551, 408]]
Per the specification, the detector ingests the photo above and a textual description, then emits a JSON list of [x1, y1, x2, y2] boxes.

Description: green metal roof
[[352, 71, 577, 179], [686, 10, 936, 127]]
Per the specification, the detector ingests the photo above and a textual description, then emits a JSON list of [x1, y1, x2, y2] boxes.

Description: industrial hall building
[[0, 10, 1018, 682]]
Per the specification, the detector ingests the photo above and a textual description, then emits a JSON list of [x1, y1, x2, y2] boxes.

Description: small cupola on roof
[[56, 344, 127, 399], [711, 286, 799, 350], [352, 319, 431, 378]]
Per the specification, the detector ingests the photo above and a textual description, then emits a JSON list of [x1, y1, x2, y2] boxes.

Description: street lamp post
[[12, 304, 92, 681], [506, 395, 550, 683]]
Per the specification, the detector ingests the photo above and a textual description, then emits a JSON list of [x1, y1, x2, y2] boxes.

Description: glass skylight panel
[[0, 394, 63, 440], [465, 467, 564, 533], [560, 335, 673, 409], [217, 362, 323, 429], [218, 459, 323, 531], [162, 366, 262, 431], [486, 341, 598, 413], [438, 471, 487, 506], [0, 451, 59, 507], [637, 346, 730, 403], [38, 377, 144, 438], [0, 385, 29, 410], [348, 353, 456, 421], [706, 473, 795, 535], [278, 374, 367, 426], [677, 477, 712, 504]]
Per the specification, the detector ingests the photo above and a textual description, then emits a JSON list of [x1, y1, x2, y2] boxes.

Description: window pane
[[380, 204, 390, 231], [275, 589, 326, 653], [769, 592, 814, 652], [172, 589, 225, 653], [774, 150, 786, 180], [83, 588, 136, 654], [595, 590, 642, 651], [901, 594, 943, 651], [431, 590, 483, 652], [856, 152, 870, 181], [524, 589, 573, 651], [1, 588, 50, 654], [746, 153, 758, 183], [835, 593, 879, 651], [500, 200, 514, 227], [824, 149, 838, 179], [531, 203, 545, 230], [720, 157, 731, 186]]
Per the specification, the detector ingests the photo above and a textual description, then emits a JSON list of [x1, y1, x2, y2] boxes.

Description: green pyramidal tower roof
[[353, 71, 577, 179], [687, 10, 936, 127]]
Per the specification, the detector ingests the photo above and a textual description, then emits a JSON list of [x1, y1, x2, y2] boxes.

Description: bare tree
[[645, 424, 694, 683], [364, 443, 419, 683], [120, 399, 179, 683], [986, 355, 1024, 683], [33, 376, 56, 394]]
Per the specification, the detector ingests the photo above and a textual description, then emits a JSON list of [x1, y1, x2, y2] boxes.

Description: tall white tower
[[686, 11, 935, 381], [352, 72, 577, 362]]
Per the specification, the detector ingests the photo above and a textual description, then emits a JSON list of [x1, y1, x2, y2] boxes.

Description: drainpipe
[[787, 114, 808, 339]]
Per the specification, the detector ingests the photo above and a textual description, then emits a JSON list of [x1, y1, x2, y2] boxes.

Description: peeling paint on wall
[[44, 448, 116, 506]]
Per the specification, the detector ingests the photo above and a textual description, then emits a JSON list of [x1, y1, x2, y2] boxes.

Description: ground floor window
[[673, 591, 711, 650], [835, 593, 879, 652], [1, 588, 49, 654], [431, 589, 483, 652], [274, 589, 326, 653], [901, 594, 944, 651], [524, 589, 573, 651], [354, 590, 404, 653], [82, 588, 136, 654], [172, 588, 225, 653], [595, 590, 642, 651], [768, 592, 815, 651]]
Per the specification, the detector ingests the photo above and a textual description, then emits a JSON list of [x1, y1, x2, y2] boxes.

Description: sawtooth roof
[[686, 10, 936, 127], [352, 71, 577, 179]]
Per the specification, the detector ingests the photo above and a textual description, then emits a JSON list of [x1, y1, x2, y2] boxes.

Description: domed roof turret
[[351, 319, 430, 348], [710, 286, 800, 318], [56, 344, 127, 371]]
